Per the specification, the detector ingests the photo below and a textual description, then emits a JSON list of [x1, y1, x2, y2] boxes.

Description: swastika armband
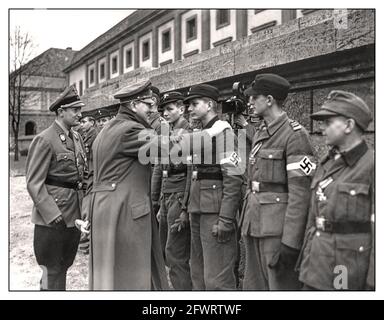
[[286, 155, 316, 177], [220, 151, 241, 167]]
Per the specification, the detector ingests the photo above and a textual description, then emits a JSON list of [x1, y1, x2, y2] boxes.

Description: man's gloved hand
[[268, 243, 300, 270], [206, 120, 232, 137], [51, 215, 66, 230], [212, 217, 235, 243], [170, 210, 189, 233], [233, 114, 248, 128]]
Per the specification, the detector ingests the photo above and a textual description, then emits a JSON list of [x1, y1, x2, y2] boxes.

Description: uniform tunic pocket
[[336, 183, 370, 221], [199, 180, 223, 213], [335, 234, 372, 290], [131, 200, 151, 220], [257, 149, 286, 184], [258, 192, 288, 236]]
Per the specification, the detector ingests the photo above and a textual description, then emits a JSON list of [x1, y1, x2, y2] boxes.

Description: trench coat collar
[[116, 106, 152, 129]]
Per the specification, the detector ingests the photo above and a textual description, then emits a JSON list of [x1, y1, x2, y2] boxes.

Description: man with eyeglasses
[[26, 85, 87, 290], [88, 80, 170, 290], [240, 74, 315, 290]]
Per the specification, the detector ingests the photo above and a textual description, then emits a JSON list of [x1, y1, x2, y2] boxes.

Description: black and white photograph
[[4, 0, 381, 305]]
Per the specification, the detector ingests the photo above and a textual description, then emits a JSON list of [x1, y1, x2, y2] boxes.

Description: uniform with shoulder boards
[[26, 85, 86, 290]]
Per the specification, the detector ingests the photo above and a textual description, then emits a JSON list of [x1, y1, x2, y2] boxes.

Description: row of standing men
[[26, 73, 374, 291]]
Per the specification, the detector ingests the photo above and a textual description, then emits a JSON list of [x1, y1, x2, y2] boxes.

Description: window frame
[[142, 39, 150, 62], [186, 14, 198, 43], [161, 28, 172, 53], [216, 9, 231, 30]]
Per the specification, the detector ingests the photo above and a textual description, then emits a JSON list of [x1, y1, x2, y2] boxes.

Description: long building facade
[[63, 9, 374, 158]]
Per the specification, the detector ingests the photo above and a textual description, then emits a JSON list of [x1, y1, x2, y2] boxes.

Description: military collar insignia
[[59, 133, 66, 142]]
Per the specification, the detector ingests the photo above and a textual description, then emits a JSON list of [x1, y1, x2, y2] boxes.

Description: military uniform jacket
[[26, 121, 86, 227], [241, 112, 315, 250], [151, 117, 191, 204], [298, 140, 374, 290], [184, 116, 244, 220]]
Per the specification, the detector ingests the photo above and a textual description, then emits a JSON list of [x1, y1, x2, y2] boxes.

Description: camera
[[221, 82, 248, 115]]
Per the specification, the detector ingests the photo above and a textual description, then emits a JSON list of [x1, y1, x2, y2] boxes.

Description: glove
[[75, 219, 90, 234], [205, 120, 231, 137], [170, 210, 189, 233], [269, 243, 300, 270], [212, 217, 235, 243], [51, 215, 66, 230]]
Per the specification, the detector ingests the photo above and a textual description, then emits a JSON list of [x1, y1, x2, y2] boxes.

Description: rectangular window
[[216, 10, 230, 29], [89, 68, 95, 84], [142, 40, 150, 61], [186, 15, 197, 42], [100, 62, 105, 79], [162, 29, 171, 53], [79, 80, 83, 96], [111, 56, 118, 74], [125, 49, 132, 68]]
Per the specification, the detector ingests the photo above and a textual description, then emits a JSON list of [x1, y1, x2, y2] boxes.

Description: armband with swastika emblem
[[286, 155, 316, 177]]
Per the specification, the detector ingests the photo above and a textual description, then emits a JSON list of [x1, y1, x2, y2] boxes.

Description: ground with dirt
[[10, 156, 88, 291]]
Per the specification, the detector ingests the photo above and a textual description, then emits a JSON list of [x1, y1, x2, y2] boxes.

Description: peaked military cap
[[183, 84, 220, 103], [114, 80, 153, 103], [49, 84, 84, 112], [79, 110, 96, 121], [311, 90, 372, 130], [94, 108, 111, 120], [244, 73, 291, 100], [159, 91, 185, 108]]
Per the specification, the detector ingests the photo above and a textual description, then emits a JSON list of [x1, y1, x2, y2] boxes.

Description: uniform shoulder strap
[[288, 119, 302, 131]]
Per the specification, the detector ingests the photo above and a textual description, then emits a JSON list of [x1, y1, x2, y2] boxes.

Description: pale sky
[[10, 9, 135, 62]]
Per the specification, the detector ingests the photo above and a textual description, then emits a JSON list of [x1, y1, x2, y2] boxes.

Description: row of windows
[[78, 9, 318, 90]]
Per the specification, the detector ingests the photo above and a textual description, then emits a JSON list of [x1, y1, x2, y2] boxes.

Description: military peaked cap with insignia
[[244, 73, 291, 101], [79, 110, 96, 121], [114, 80, 154, 103], [49, 84, 85, 112], [183, 84, 220, 103], [94, 108, 111, 120], [159, 91, 185, 108]]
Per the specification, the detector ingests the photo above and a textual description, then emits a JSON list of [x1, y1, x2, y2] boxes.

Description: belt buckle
[[162, 170, 168, 178], [316, 216, 326, 231], [251, 181, 260, 193], [77, 182, 83, 190], [192, 170, 198, 180]]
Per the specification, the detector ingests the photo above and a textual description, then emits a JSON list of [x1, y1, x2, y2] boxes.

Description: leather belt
[[45, 176, 83, 190], [192, 171, 223, 181], [249, 181, 288, 193], [315, 217, 371, 234]]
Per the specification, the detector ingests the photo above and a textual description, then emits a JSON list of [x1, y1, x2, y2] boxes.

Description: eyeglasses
[[133, 97, 156, 107]]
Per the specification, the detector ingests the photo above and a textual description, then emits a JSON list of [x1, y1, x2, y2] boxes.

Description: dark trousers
[[160, 192, 192, 290], [190, 213, 237, 290], [33, 225, 80, 291], [243, 235, 302, 290]]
